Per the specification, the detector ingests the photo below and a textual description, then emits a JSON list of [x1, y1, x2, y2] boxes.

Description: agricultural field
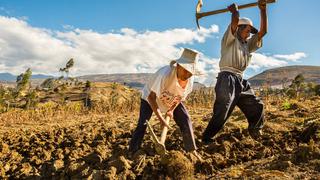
[[0, 81, 319, 179]]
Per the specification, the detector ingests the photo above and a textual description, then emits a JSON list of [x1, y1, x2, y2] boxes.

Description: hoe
[[196, 0, 277, 29], [145, 116, 171, 155], [146, 117, 203, 160]]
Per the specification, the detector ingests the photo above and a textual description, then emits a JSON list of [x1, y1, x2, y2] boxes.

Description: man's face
[[177, 64, 192, 81], [239, 25, 252, 40]]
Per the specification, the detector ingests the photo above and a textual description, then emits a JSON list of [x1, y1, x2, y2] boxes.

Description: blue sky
[[0, 0, 319, 85]]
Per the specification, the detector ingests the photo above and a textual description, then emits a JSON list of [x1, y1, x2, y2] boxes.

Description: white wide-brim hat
[[175, 48, 203, 75], [238, 17, 258, 34]]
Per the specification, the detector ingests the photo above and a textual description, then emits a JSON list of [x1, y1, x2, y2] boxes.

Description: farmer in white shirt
[[202, 1, 268, 144], [129, 48, 199, 155]]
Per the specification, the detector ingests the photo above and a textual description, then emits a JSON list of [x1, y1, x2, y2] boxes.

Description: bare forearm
[[148, 92, 163, 120], [231, 11, 239, 34], [258, 0, 268, 40], [228, 3, 239, 34]]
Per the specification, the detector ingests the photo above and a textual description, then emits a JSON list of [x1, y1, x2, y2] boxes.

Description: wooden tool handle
[[145, 120, 160, 144], [197, 0, 276, 19], [160, 116, 171, 144]]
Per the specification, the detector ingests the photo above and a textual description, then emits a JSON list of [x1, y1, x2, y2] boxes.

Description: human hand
[[228, 3, 238, 14], [158, 116, 171, 129], [165, 110, 174, 120], [258, 0, 267, 11]]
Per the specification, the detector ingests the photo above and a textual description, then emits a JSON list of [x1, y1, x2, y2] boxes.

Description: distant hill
[[78, 73, 206, 90], [0, 73, 16, 81], [0, 72, 206, 90], [0, 72, 53, 82], [0, 73, 54, 88], [78, 73, 152, 89], [6, 65, 318, 90], [249, 65, 320, 88]]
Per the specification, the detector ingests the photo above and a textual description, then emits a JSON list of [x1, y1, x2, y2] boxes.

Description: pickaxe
[[196, 0, 277, 29], [145, 116, 171, 155]]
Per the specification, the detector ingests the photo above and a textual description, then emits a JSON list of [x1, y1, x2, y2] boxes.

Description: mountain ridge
[[1, 65, 319, 89], [248, 65, 320, 88]]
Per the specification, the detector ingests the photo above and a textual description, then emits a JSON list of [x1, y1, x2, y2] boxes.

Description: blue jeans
[[129, 99, 197, 153], [202, 71, 264, 140]]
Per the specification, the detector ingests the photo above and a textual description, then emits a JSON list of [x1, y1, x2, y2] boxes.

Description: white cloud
[[0, 16, 73, 75], [249, 53, 288, 70], [62, 24, 74, 30], [248, 52, 307, 71], [0, 16, 219, 81], [194, 53, 220, 86], [193, 51, 307, 86], [273, 52, 307, 61], [0, 16, 307, 87]]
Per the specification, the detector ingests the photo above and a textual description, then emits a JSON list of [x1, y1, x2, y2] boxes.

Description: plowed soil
[[0, 96, 319, 179]]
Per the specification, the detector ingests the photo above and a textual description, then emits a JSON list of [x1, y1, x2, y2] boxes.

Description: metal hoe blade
[[145, 116, 171, 155]]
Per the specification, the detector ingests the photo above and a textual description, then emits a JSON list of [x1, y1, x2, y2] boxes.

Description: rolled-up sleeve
[[221, 25, 236, 48], [149, 71, 164, 97], [248, 34, 263, 53]]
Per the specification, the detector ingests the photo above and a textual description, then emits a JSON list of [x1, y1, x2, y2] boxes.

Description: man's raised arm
[[228, 3, 240, 35], [258, 0, 268, 40]]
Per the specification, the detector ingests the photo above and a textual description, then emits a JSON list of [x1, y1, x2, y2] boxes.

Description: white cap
[[175, 48, 200, 75]]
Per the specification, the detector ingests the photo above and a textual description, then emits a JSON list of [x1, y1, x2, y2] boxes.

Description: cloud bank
[[0, 16, 307, 86]]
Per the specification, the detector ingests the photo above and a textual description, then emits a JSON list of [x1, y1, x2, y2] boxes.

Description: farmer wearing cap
[[129, 48, 200, 155], [202, 0, 268, 143]]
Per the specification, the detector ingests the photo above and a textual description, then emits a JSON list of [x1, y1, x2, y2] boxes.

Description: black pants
[[202, 71, 264, 140], [129, 99, 197, 153]]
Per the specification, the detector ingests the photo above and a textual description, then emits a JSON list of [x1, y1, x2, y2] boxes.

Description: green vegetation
[[282, 101, 292, 110], [259, 73, 320, 99]]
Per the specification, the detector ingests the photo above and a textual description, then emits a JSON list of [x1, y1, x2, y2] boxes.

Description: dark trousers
[[129, 99, 197, 153], [202, 71, 264, 140]]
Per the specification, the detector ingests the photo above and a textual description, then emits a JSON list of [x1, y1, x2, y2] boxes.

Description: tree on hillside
[[59, 58, 74, 78], [288, 74, 305, 98], [305, 82, 316, 96], [291, 74, 305, 87], [16, 68, 32, 97], [40, 78, 55, 90]]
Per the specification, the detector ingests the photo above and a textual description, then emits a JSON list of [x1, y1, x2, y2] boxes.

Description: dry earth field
[[0, 82, 319, 179]]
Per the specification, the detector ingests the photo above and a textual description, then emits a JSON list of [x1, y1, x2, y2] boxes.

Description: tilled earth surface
[[0, 97, 320, 179]]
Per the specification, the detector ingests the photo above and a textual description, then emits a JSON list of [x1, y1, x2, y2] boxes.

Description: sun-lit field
[[1, 0, 320, 179], [0, 82, 319, 179]]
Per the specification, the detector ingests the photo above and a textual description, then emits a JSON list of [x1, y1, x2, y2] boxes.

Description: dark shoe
[[248, 129, 263, 140], [202, 137, 214, 145]]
